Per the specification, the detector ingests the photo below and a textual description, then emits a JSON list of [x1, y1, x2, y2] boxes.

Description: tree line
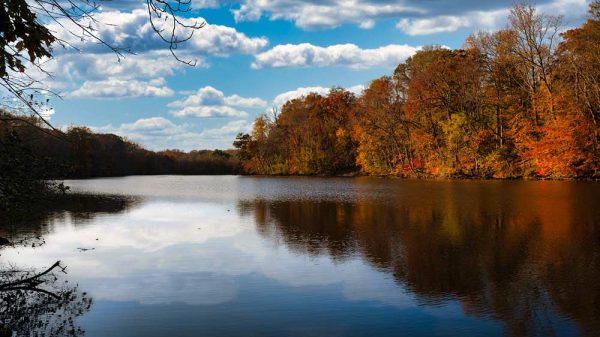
[[0, 112, 240, 178], [0, 112, 239, 209], [234, 2, 600, 179]]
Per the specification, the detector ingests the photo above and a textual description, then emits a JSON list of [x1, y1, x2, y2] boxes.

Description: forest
[[0, 112, 240, 178], [234, 2, 600, 179], [0, 112, 239, 208]]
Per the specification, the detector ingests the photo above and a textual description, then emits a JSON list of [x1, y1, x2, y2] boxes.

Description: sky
[[36, 0, 592, 151]]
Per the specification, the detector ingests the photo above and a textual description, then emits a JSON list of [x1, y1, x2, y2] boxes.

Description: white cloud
[[396, 0, 589, 35], [271, 86, 328, 108], [168, 86, 266, 118], [168, 86, 229, 108], [50, 8, 268, 56], [272, 84, 365, 109], [231, 0, 589, 33], [168, 86, 267, 108], [1, 196, 416, 308], [93, 117, 187, 141], [25, 50, 193, 95], [119, 117, 184, 135], [99, 0, 221, 11], [172, 106, 249, 118], [359, 19, 376, 29], [224, 95, 268, 108], [232, 0, 424, 29], [49, 51, 198, 83], [189, 24, 268, 56], [40, 107, 55, 120], [68, 78, 174, 99], [252, 43, 420, 69], [396, 9, 508, 35], [537, 0, 590, 23], [93, 117, 252, 150], [38, 7, 268, 97], [197, 120, 252, 139]]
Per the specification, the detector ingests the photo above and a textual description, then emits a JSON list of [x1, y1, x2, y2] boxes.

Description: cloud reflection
[[2, 197, 415, 309], [3, 176, 599, 337]]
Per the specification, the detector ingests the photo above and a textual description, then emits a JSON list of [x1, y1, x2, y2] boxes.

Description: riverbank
[[238, 171, 600, 181]]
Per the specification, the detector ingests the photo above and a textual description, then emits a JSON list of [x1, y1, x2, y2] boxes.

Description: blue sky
[[37, 0, 591, 150]]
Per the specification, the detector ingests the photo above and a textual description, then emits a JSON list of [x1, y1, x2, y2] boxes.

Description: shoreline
[[52, 173, 600, 182], [236, 172, 600, 181]]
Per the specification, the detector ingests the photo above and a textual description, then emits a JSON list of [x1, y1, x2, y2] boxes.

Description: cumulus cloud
[[25, 50, 190, 95], [231, 0, 586, 33], [272, 84, 365, 108], [97, 0, 220, 12], [537, 0, 590, 24], [359, 19, 376, 29], [68, 78, 174, 99], [224, 95, 269, 108], [232, 0, 424, 29], [47, 51, 198, 83], [168, 86, 267, 109], [93, 117, 185, 141], [397, 8, 509, 35], [188, 24, 268, 56], [198, 120, 252, 139], [119, 117, 184, 135], [39, 7, 268, 97], [50, 8, 268, 56], [252, 43, 420, 69], [172, 106, 248, 118], [397, 0, 588, 35], [94, 117, 252, 150], [1, 198, 416, 308], [168, 86, 267, 118]]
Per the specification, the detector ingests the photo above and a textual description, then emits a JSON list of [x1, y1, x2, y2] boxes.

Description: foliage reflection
[[0, 194, 136, 337], [239, 182, 600, 337]]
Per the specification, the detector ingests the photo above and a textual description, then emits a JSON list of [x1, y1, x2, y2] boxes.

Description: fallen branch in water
[[0, 261, 66, 299], [0, 260, 91, 336]]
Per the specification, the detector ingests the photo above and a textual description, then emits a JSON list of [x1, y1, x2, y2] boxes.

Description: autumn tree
[[402, 47, 489, 175], [466, 30, 526, 177], [354, 76, 413, 175], [509, 2, 562, 123], [553, 0, 600, 176], [314, 89, 358, 174], [235, 2, 599, 180]]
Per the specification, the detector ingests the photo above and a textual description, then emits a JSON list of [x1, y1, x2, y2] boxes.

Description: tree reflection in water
[[0, 194, 138, 245], [238, 182, 600, 337], [0, 261, 91, 337], [0, 194, 137, 337]]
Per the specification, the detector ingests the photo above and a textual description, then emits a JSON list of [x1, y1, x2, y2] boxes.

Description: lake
[[1, 176, 599, 337]]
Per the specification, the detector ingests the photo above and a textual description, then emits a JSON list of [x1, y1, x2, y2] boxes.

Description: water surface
[[1, 176, 599, 337]]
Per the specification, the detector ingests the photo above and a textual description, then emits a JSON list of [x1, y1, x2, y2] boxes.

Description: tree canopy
[[235, 1, 600, 179]]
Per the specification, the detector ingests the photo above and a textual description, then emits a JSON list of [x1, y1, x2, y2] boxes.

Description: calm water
[[1, 176, 599, 337]]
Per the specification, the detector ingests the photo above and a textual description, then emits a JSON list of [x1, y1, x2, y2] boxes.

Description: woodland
[[0, 112, 239, 209], [234, 2, 600, 179]]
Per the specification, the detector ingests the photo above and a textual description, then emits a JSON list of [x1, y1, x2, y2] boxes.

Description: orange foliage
[[235, 2, 600, 179]]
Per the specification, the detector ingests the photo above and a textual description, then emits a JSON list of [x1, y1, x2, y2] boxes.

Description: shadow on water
[[238, 181, 600, 337], [0, 194, 137, 337], [0, 262, 92, 337], [0, 194, 139, 246]]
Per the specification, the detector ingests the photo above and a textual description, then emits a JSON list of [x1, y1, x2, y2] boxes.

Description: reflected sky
[[1, 176, 599, 337]]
